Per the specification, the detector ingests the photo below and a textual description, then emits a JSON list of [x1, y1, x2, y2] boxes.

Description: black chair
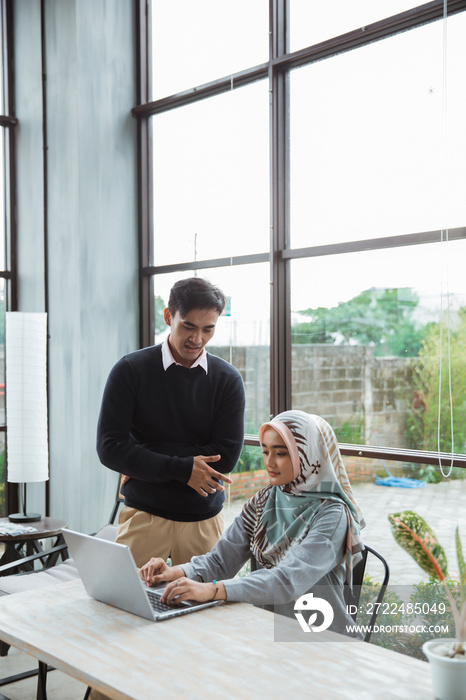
[[0, 476, 124, 700], [344, 544, 390, 642]]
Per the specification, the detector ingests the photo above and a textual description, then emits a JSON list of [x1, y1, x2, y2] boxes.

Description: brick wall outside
[[229, 459, 382, 501]]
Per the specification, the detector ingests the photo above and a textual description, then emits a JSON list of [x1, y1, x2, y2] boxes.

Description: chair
[[0, 476, 124, 700], [344, 544, 390, 642]]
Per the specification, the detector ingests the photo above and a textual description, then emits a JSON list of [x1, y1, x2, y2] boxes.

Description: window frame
[[0, 0, 18, 516], [135, 0, 466, 469]]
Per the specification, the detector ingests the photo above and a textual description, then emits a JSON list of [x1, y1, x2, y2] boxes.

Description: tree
[[407, 307, 466, 454], [292, 287, 424, 357], [154, 295, 167, 336]]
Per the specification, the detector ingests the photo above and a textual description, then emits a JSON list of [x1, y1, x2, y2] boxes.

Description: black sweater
[[96, 345, 246, 521]]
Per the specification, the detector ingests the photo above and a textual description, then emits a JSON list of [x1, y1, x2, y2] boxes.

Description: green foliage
[[457, 527, 466, 591], [401, 578, 460, 660], [359, 577, 460, 660], [333, 415, 364, 444], [388, 510, 448, 581], [235, 444, 263, 473], [237, 559, 251, 578], [388, 510, 466, 642], [357, 576, 406, 651], [292, 287, 424, 357], [154, 295, 167, 336], [407, 307, 466, 454]]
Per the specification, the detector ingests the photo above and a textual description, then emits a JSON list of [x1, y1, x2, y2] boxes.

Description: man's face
[[164, 307, 220, 367]]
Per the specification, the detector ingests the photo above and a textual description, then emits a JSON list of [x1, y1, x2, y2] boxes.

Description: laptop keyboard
[[146, 590, 180, 613]]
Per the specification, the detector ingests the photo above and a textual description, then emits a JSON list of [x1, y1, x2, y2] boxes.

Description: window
[[0, 0, 16, 517], [136, 0, 466, 471]]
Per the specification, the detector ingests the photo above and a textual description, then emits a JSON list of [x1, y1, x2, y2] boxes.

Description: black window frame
[[0, 0, 18, 516], [134, 0, 466, 469]]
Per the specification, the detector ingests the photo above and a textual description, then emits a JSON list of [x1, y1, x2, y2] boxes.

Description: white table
[[0, 580, 434, 699]]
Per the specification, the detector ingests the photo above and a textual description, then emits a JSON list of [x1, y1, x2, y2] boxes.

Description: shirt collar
[[162, 338, 208, 373]]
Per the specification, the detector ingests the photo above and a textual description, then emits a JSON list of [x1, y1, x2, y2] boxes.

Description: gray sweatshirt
[[182, 500, 360, 637]]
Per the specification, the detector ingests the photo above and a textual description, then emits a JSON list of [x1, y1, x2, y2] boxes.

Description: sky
[[150, 3, 465, 346]]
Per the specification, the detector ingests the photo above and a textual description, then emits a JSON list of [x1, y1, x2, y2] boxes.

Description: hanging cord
[[438, 1, 454, 478]]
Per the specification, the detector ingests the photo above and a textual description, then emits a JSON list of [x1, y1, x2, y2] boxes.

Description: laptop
[[62, 529, 223, 621]]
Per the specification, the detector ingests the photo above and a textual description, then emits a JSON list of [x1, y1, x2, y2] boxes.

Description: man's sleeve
[[96, 358, 193, 484]]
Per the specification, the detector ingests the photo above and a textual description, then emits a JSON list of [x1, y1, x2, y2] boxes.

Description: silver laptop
[[62, 529, 223, 621]]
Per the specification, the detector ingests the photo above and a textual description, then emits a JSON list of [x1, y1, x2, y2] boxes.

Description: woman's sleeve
[[181, 514, 252, 583], [222, 501, 348, 606]]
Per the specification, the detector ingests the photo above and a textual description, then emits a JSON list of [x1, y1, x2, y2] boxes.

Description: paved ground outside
[[223, 477, 466, 586]]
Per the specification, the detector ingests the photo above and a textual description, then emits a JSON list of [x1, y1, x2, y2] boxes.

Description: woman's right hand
[[139, 558, 184, 587]]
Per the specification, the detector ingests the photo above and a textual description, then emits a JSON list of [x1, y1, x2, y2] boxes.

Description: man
[[96, 277, 246, 567]]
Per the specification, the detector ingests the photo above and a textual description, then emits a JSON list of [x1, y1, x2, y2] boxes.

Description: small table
[[0, 517, 68, 574]]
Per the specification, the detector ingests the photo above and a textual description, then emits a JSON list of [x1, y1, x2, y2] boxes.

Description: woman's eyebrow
[[261, 442, 288, 449]]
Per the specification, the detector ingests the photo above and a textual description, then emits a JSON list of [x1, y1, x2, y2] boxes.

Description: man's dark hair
[[168, 277, 226, 317]]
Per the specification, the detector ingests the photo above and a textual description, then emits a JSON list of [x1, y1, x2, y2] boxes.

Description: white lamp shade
[[5, 312, 49, 483]]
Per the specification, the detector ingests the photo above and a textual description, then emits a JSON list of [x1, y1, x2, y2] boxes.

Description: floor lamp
[[5, 312, 49, 523]]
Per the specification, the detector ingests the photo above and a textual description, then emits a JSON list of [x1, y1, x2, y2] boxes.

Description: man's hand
[[139, 558, 184, 587], [187, 455, 233, 497]]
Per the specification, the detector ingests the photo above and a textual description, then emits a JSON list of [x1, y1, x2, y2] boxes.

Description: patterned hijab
[[241, 410, 365, 583]]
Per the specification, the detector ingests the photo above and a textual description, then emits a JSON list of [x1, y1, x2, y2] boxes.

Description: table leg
[[37, 661, 48, 700], [0, 544, 25, 569]]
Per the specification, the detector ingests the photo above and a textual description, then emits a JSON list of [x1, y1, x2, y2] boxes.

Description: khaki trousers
[[115, 505, 224, 568]]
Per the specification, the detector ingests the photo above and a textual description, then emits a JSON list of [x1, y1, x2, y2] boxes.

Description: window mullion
[[270, 0, 291, 418]]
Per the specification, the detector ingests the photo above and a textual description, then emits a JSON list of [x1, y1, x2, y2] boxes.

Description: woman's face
[[261, 427, 294, 486]]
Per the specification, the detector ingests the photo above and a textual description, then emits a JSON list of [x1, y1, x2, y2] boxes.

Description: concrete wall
[[292, 344, 413, 448], [210, 345, 270, 429], [213, 344, 413, 448], [13, 0, 138, 532]]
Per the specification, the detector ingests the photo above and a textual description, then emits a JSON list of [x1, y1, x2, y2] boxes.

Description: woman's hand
[[139, 558, 184, 587], [161, 578, 226, 605]]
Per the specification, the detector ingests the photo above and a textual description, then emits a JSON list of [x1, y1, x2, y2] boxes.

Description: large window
[[136, 0, 466, 470], [0, 0, 16, 517]]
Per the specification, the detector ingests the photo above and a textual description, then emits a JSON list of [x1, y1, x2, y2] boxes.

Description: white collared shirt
[[162, 338, 208, 373]]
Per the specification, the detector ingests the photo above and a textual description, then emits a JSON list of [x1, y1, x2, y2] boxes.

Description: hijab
[[241, 410, 365, 583]]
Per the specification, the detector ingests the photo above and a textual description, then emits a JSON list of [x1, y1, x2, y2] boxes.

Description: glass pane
[[151, 0, 268, 100], [290, 238, 466, 454], [289, 14, 466, 248], [152, 81, 269, 265], [152, 263, 270, 433], [290, 0, 426, 52]]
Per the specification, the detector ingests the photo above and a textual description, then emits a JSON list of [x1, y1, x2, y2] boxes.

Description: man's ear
[[163, 308, 171, 326]]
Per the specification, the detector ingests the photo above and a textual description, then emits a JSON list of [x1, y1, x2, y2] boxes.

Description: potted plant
[[388, 510, 466, 700]]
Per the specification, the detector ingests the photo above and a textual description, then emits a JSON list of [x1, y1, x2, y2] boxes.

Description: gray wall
[[13, 0, 138, 532]]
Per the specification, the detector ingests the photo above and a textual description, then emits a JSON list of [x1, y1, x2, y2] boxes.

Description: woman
[[140, 410, 365, 635]]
